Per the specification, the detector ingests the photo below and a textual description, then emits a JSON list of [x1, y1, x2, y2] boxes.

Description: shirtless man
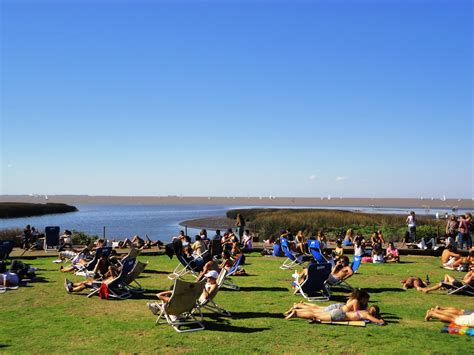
[[441, 244, 461, 268], [326, 256, 354, 285]]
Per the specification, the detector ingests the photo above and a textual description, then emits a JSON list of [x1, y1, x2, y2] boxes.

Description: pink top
[[386, 247, 399, 257]]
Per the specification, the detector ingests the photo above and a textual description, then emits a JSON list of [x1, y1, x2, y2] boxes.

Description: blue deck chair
[[87, 257, 136, 299], [307, 239, 328, 264], [326, 256, 362, 292], [222, 254, 243, 291], [280, 238, 304, 270], [44, 226, 60, 252], [293, 262, 332, 301], [168, 240, 206, 280]]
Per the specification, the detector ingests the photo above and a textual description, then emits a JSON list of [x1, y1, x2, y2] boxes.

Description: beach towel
[[441, 323, 474, 336], [317, 320, 366, 327]]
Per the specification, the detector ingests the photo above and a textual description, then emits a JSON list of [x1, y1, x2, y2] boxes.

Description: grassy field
[[0, 253, 472, 353]]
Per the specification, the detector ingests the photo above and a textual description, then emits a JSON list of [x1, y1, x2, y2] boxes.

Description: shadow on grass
[[142, 269, 169, 275], [361, 287, 406, 293], [209, 311, 284, 320], [380, 313, 400, 324], [204, 320, 270, 333], [221, 286, 288, 292], [0, 345, 10, 349]]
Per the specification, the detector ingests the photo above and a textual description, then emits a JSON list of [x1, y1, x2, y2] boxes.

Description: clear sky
[[1, 0, 472, 198]]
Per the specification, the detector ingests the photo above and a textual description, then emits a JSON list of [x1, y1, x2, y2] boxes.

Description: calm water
[[0, 204, 470, 243]]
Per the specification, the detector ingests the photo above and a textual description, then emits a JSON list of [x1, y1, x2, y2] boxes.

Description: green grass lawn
[[0, 253, 472, 353]]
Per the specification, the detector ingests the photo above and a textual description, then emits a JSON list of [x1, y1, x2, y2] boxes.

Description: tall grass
[[227, 208, 445, 241]]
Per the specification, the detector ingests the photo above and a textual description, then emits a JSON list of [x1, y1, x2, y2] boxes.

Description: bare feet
[[425, 310, 431, 321], [284, 310, 296, 320]]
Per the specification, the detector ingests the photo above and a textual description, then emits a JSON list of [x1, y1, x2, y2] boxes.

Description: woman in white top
[[406, 211, 416, 242]]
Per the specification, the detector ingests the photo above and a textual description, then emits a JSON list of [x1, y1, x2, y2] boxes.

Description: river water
[[0, 204, 470, 242]]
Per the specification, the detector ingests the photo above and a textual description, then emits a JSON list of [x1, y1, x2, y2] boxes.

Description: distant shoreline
[[1, 195, 472, 209]]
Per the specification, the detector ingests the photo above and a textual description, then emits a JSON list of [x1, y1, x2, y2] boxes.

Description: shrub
[[71, 230, 98, 246]]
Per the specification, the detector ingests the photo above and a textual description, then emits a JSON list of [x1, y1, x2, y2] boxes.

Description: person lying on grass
[[445, 250, 474, 271], [425, 306, 474, 326], [284, 288, 370, 317], [285, 304, 385, 325], [0, 261, 20, 288], [400, 276, 428, 290], [147, 270, 220, 315], [418, 271, 473, 293], [294, 256, 353, 287]]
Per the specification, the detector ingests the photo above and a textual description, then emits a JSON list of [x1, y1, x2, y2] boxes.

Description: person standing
[[235, 213, 245, 242], [457, 212, 472, 250], [406, 211, 417, 242]]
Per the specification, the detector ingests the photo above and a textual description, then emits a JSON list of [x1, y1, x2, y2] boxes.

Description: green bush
[[71, 230, 98, 246], [227, 208, 445, 242]]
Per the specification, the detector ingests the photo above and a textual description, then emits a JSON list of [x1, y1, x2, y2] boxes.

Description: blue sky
[[1, 0, 472, 198]]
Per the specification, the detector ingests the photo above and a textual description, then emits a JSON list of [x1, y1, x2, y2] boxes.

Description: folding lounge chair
[[293, 262, 332, 301], [123, 260, 148, 293], [197, 269, 231, 317], [75, 246, 112, 276], [44, 226, 60, 252], [222, 254, 243, 291], [325, 256, 362, 292], [0, 240, 14, 262], [280, 238, 305, 270], [87, 257, 136, 299], [155, 278, 206, 332], [307, 240, 327, 264], [442, 282, 474, 296], [168, 240, 206, 280]]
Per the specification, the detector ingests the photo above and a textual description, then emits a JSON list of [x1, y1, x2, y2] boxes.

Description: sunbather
[[295, 256, 353, 286], [400, 276, 428, 290], [64, 261, 123, 293], [425, 306, 474, 326], [285, 304, 385, 325], [419, 271, 473, 293], [284, 288, 370, 318], [447, 250, 473, 271]]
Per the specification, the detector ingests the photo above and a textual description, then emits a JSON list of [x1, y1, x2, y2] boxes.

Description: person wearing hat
[[198, 270, 219, 303]]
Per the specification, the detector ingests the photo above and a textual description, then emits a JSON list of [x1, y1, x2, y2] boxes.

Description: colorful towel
[[441, 323, 474, 336]]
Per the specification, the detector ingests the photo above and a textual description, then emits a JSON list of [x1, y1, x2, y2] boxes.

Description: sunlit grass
[[0, 253, 471, 353]]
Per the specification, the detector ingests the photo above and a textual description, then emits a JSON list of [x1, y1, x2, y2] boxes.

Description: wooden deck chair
[[123, 260, 148, 293], [44, 226, 60, 252], [293, 263, 332, 301], [442, 281, 474, 296], [87, 258, 136, 299], [155, 279, 206, 332], [280, 238, 305, 270], [197, 269, 231, 317]]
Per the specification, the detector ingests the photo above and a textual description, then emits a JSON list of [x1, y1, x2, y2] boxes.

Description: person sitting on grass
[[285, 304, 385, 325], [418, 271, 473, 293], [385, 242, 400, 263], [441, 244, 461, 269], [242, 229, 253, 250], [0, 261, 20, 288], [371, 238, 384, 263], [400, 276, 429, 290], [334, 240, 344, 261], [425, 306, 474, 326], [284, 288, 370, 318], [343, 229, 354, 246]]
